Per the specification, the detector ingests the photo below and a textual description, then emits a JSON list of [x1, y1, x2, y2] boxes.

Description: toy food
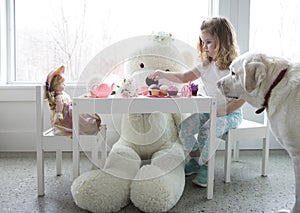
[[151, 85, 160, 96], [190, 83, 198, 96], [145, 77, 159, 86], [159, 85, 168, 96], [167, 85, 179, 96]]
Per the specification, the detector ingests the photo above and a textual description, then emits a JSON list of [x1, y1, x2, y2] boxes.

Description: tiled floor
[[0, 150, 295, 213]]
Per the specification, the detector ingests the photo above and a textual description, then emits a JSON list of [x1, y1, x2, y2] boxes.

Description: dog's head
[[217, 52, 272, 108]]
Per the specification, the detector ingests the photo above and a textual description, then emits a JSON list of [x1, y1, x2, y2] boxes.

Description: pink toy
[[90, 83, 115, 98], [181, 85, 192, 97], [167, 85, 178, 96]]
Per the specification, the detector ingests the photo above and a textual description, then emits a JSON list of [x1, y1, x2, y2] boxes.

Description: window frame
[[1, 0, 15, 84], [1, 0, 253, 85]]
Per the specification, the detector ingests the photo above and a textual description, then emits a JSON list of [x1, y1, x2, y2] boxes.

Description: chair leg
[[261, 137, 269, 176], [100, 124, 107, 168], [56, 150, 62, 176], [233, 141, 240, 161], [37, 149, 45, 196], [91, 124, 108, 169], [91, 142, 99, 169], [73, 139, 80, 179], [224, 138, 232, 183]]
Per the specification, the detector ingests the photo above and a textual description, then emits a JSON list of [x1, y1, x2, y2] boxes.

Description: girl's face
[[200, 31, 216, 59]]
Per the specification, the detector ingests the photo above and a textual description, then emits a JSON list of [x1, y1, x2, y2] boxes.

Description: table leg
[[207, 99, 216, 199], [72, 102, 80, 179]]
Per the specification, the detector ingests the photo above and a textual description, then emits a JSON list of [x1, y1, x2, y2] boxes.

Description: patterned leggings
[[179, 111, 242, 164]]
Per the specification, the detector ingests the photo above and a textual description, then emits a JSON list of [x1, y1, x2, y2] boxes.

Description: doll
[[46, 66, 101, 137]]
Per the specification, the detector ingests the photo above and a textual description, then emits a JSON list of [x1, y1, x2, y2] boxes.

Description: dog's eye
[[231, 71, 236, 76]]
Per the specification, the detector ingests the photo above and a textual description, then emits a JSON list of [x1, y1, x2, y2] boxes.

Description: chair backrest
[[36, 85, 72, 150], [36, 85, 47, 140], [36, 84, 56, 134], [242, 102, 268, 126]]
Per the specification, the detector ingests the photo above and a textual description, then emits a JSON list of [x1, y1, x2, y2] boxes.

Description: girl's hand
[[148, 70, 164, 81]]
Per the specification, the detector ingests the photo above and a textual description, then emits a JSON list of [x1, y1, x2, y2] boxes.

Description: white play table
[[72, 95, 216, 199]]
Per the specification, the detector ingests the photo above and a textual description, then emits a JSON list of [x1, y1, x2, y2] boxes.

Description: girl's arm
[[217, 99, 245, 117], [148, 67, 200, 83]]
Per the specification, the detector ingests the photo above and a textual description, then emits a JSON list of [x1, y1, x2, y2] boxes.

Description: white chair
[[35, 85, 107, 196], [223, 104, 270, 183]]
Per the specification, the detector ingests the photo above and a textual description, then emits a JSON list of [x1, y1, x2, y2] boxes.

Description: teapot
[[90, 83, 115, 98]]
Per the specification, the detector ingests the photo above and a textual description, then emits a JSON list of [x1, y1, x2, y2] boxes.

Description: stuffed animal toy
[[71, 33, 198, 212], [46, 66, 101, 136]]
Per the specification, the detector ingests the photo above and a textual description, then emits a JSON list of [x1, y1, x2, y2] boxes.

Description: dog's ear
[[244, 61, 267, 93]]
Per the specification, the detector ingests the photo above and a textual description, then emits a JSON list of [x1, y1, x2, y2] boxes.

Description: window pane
[[15, 0, 209, 82], [249, 0, 300, 61]]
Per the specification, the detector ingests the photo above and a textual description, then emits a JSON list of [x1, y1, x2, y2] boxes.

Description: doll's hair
[[197, 16, 239, 70], [46, 74, 65, 110]]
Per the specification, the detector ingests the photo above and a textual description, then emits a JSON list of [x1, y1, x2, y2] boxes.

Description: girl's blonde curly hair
[[46, 74, 65, 111], [197, 17, 239, 70]]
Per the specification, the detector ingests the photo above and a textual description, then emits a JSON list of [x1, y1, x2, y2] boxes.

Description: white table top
[[73, 95, 215, 114]]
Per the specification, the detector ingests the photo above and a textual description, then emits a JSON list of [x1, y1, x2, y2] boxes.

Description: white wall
[[0, 86, 37, 151], [214, 0, 250, 54]]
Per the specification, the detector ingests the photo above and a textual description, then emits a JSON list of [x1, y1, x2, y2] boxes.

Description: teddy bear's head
[[79, 33, 198, 98], [118, 32, 198, 96], [125, 34, 187, 75]]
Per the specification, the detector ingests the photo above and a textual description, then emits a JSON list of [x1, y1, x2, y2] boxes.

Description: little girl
[[148, 17, 245, 187], [46, 66, 101, 137]]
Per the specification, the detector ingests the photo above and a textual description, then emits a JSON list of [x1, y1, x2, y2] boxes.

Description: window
[[249, 0, 300, 61], [3, 0, 209, 83]]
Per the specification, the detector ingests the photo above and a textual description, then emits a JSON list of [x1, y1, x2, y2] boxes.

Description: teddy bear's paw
[[71, 170, 131, 212], [130, 164, 185, 212]]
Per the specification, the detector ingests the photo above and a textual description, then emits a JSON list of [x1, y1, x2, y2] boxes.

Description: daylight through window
[[250, 0, 300, 61], [13, 0, 209, 83]]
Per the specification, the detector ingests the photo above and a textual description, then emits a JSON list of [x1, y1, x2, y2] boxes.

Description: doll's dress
[[50, 91, 101, 137]]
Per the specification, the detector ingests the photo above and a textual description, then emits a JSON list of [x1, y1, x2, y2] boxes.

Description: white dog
[[217, 52, 300, 213]]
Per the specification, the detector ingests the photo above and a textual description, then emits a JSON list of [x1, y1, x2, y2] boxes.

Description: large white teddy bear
[[71, 33, 198, 212]]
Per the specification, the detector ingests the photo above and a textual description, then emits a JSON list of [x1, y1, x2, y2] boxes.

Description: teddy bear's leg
[[71, 143, 142, 213], [130, 142, 185, 212], [71, 170, 130, 213]]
